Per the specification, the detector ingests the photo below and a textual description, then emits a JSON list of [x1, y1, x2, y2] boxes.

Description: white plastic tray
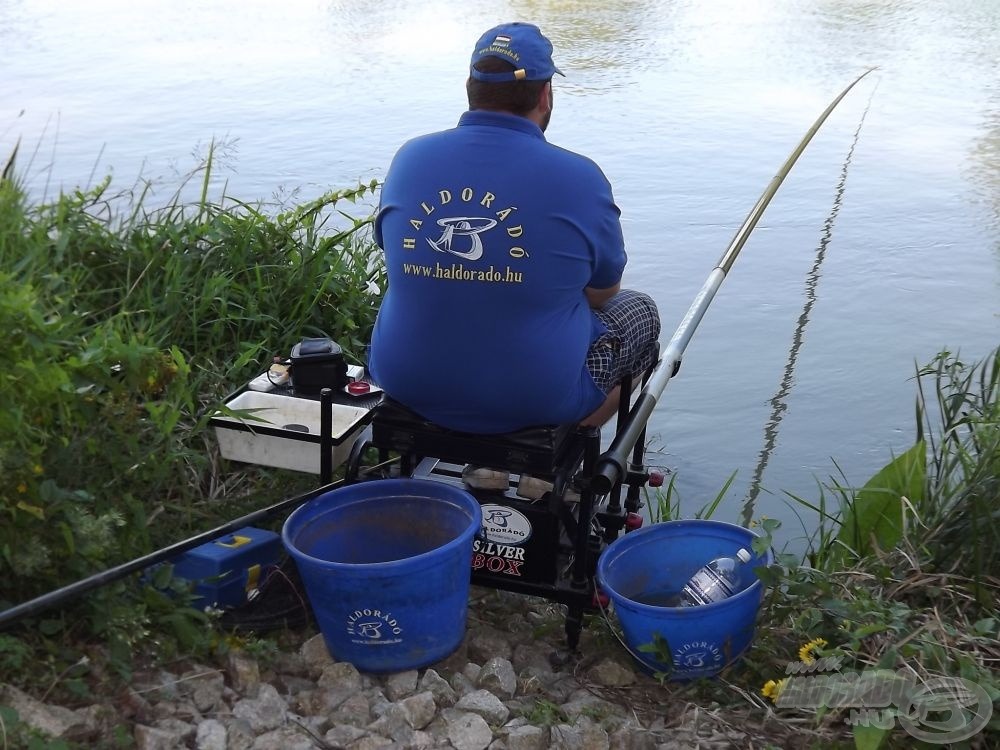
[[210, 390, 371, 474]]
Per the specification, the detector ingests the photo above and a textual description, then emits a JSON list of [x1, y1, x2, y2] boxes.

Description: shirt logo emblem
[[427, 217, 497, 261]]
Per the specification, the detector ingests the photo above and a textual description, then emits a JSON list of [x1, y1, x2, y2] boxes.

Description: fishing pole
[[0, 481, 344, 629], [592, 67, 878, 496]]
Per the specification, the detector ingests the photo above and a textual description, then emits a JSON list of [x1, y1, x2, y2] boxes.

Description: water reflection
[[742, 84, 877, 524], [969, 112, 1000, 233]]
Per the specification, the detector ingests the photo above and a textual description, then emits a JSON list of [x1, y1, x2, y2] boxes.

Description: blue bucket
[[596, 519, 772, 680], [282, 478, 482, 673]]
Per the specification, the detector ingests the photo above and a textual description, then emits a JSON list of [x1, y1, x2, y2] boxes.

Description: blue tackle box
[[171, 527, 283, 609]]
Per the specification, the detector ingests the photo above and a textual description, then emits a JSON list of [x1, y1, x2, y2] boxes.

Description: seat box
[[210, 390, 372, 474], [473, 498, 559, 585], [171, 527, 282, 609]]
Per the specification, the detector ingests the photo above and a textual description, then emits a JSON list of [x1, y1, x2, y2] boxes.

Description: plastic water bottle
[[677, 548, 752, 607]]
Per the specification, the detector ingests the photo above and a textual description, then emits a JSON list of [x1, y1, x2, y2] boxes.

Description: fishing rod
[[0, 480, 344, 629], [592, 67, 877, 496]]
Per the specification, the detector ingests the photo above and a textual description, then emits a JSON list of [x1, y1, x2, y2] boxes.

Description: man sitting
[[368, 22, 660, 457]]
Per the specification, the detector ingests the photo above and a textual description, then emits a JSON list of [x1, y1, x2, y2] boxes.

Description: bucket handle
[[592, 581, 673, 678]]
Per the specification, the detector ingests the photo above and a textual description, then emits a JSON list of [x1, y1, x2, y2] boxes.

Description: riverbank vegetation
[[1, 157, 997, 748], [644, 348, 999, 747], [1, 151, 384, 662]]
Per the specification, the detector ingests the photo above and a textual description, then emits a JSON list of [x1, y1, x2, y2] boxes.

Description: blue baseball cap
[[469, 22, 564, 82]]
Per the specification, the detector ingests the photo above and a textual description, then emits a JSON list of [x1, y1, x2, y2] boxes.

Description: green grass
[[0, 146, 385, 679]]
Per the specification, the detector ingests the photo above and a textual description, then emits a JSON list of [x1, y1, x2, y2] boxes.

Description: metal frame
[[339, 367, 655, 650]]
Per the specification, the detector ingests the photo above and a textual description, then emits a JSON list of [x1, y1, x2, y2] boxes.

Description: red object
[[648, 470, 664, 487], [625, 512, 643, 531], [592, 590, 610, 609], [347, 381, 371, 395]]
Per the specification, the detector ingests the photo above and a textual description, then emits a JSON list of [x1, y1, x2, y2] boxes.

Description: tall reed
[[914, 348, 999, 603]]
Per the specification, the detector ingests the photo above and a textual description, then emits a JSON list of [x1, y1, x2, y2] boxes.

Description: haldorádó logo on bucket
[[480, 503, 532, 544], [673, 640, 725, 677], [346, 608, 404, 646]]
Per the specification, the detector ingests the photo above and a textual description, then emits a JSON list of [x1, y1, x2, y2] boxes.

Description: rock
[[418, 668, 457, 707], [231, 683, 287, 733], [504, 723, 550, 750], [610, 726, 658, 750], [179, 668, 226, 713], [277, 674, 315, 696], [330, 692, 372, 727], [291, 688, 325, 715], [153, 717, 195, 743], [400, 690, 437, 729], [352, 736, 395, 749], [512, 643, 556, 675], [227, 651, 261, 697], [560, 691, 621, 725], [76, 702, 118, 739], [134, 723, 182, 750], [195, 719, 227, 750], [324, 723, 368, 746], [550, 718, 610, 750], [446, 711, 494, 750], [367, 702, 418, 743], [455, 689, 510, 726], [272, 650, 309, 680], [317, 661, 364, 692], [251, 725, 319, 749], [385, 669, 419, 700], [468, 627, 512, 663], [299, 634, 335, 677], [0, 683, 88, 739], [462, 662, 483, 683], [477, 657, 517, 699], [450, 671, 478, 697], [224, 717, 256, 750], [585, 658, 636, 687]]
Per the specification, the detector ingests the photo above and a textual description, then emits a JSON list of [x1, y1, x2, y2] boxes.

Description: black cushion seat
[[370, 397, 580, 476]]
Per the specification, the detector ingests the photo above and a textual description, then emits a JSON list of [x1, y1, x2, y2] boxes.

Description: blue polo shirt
[[369, 110, 627, 433]]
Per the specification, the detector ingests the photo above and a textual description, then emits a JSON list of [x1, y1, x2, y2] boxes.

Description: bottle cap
[[736, 548, 752, 563]]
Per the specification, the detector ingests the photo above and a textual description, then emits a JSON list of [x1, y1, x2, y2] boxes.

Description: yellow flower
[[32, 464, 43, 475], [798, 637, 828, 664], [761, 678, 788, 703], [16, 482, 28, 494]]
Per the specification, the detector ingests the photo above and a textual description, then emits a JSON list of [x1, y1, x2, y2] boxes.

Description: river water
[[2, 0, 997, 549]]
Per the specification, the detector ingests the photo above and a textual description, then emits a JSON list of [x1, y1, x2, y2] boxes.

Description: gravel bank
[[1, 588, 790, 749]]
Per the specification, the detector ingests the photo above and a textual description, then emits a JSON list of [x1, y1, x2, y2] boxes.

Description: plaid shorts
[[586, 289, 661, 393]]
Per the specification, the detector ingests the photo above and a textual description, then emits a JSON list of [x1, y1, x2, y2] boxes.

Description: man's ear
[[538, 82, 552, 113]]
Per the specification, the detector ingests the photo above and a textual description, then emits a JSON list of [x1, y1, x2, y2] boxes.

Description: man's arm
[[585, 281, 621, 309]]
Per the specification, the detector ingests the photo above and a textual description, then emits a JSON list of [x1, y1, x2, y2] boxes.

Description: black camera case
[[289, 337, 347, 395]]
